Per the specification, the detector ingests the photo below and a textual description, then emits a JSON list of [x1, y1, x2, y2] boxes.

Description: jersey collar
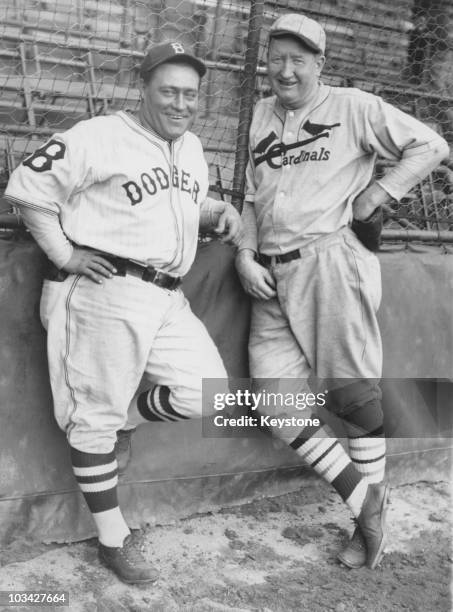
[[117, 110, 186, 146], [273, 82, 331, 123]]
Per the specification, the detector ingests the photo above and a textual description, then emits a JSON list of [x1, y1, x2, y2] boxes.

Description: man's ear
[[316, 54, 326, 75]]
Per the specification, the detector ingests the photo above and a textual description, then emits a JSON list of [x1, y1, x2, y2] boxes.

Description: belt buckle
[[142, 266, 157, 284], [159, 272, 180, 290], [170, 276, 182, 290], [142, 266, 180, 290], [153, 270, 164, 286]]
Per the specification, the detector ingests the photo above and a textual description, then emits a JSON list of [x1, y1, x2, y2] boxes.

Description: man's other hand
[[213, 203, 244, 247], [235, 250, 276, 300], [62, 247, 117, 284]]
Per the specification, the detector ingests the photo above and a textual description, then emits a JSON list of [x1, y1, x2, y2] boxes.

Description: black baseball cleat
[[114, 428, 136, 475], [337, 521, 366, 569], [98, 533, 159, 584], [357, 482, 390, 569]]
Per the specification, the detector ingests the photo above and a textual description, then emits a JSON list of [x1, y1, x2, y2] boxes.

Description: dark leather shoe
[[98, 533, 159, 584], [115, 428, 136, 475], [357, 483, 390, 569], [337, 521, 366, 569]]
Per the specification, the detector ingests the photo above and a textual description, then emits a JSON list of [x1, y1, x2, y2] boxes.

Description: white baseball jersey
[[241, 83, 449, 255], [6, 109, 229, 456], [6, 111, 210, 276]]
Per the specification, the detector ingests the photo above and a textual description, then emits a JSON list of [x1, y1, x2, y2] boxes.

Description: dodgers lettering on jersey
[[6, 111, 209, 275], [122, 165, 200, 206], [22, 140, 202, 207]]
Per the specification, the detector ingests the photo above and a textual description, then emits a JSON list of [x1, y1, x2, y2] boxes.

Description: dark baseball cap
[[139, 41, 207, 79]]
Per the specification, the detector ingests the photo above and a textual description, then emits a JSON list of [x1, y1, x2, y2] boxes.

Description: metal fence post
[[231, 0, 265, 212]]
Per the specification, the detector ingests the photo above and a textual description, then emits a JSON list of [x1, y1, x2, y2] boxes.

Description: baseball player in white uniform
[[235, 14, 449, 570], [5, 41, 242, 584]]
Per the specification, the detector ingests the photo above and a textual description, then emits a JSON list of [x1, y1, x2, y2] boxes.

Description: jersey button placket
[[274, 110, 295, 233], [283, 122, 291, 171], [286, 111, 295, 142], [271, 145, 285, 238], [282, 110, 297, 167]]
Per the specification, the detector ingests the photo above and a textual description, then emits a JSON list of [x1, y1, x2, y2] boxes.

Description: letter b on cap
[[171, 42, 185, 54]]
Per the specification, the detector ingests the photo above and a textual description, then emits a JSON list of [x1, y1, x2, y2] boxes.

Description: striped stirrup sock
[[342, 404, 386, 484], [337, 393, 386, 485], [137, 385, 189, 422], [290, 422, 367, 517], [70, 447, 119, 514], [348, 436, 386, 484]]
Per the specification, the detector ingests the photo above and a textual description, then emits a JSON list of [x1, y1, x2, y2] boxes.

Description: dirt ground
[[0, 478, 451, 612]]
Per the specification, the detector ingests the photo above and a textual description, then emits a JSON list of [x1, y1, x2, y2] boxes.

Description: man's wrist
[[235, 247, 256, 261], [353, 182, 391, 221], [361, 206, 382, 223], [354, 197, 383, 221], [58, 246, 75, 270]]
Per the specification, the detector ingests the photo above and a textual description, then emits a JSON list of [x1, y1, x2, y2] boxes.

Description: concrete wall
[[0, 237, 451, 544]]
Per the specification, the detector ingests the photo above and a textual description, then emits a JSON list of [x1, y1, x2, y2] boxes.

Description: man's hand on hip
[[352, 182, 390, 252], [235, 250, 276, 300], [62, 247, 117, 284]]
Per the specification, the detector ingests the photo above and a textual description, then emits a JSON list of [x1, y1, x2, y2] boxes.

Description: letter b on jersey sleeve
[[23, 139, 66, 173]]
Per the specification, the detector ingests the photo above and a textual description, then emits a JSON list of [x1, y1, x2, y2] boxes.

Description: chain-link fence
[[0, 0, 452, 240]]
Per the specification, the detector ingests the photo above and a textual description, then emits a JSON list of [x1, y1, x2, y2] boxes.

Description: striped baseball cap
[[139, 41, 206, 79], [269, 13, 326, 54]]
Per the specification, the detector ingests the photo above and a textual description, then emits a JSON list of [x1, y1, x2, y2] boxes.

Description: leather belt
[[258, 248, 301, 266], [45, 256, 182, 291], [107, 256, 182, 290]]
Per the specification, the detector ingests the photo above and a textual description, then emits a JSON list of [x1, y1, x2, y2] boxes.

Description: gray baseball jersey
[[241, 84, 448, 255]]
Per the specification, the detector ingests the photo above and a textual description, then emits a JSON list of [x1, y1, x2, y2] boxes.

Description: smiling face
[[267, 35, 325, 110], [139, 61, 200, 141]]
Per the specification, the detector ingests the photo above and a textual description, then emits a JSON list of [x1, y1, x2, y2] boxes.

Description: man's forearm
[[20, 206, 73, 268], [377, 137, 449, 202], [237, 200, 258, 253]]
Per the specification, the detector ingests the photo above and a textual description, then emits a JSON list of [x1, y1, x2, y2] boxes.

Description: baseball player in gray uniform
[[6, 41, 242, 584], [235, 14, 449, 569]]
